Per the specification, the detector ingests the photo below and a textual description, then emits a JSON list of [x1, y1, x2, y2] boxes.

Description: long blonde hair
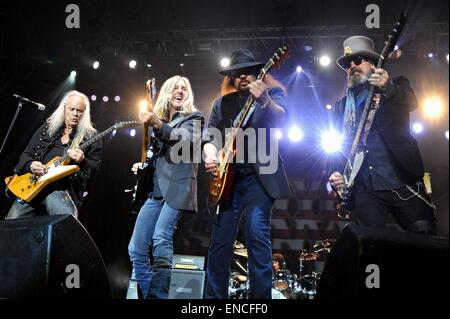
[[47, 90, 96, 140], [153, 75, 197, 121]]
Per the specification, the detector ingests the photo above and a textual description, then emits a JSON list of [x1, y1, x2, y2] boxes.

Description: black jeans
[[353, 182, 436, 235]]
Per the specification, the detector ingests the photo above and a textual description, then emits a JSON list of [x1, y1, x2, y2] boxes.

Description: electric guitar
[[130, 79, 158, 213], [336, 12, 408, 218], [5, 120, 140, 203], [208, 45, 289, 208]]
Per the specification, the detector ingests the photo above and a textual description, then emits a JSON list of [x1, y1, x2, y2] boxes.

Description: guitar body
[[5, 156, 80, 202], [208, 162, 235, 206], [336, 186, 354, 219], [131, 161, 155, 213]]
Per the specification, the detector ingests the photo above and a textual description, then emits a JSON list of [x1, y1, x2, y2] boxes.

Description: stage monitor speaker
[[168, 269, 205, 299], [316, 224, 449, 300], [0, 215, 112, 298]]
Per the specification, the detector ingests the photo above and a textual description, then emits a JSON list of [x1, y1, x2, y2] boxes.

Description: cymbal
[[234, 274, 247, 282], [233, 240, 245, 249], [299, 251, 318, 261], [314, 239, 331, 249], [234, 248, 248, 258]]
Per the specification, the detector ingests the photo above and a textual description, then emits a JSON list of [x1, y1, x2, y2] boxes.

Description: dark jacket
[[333, 76, 425, 184], [13, 122, 102, 208], [154, 111, 204, 212], [204, 88, 290, 200]]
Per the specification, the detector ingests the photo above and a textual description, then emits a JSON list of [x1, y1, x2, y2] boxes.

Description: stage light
[[296, 66, 303, 73], [146, 63, 152, 68], [102, 96, 109, 102], [326, 182, 333, 193], [179, 63, 185, 67], [91, 95, 97, 101], [326, 104, 332, 110], [220, 58, 230, 68], [111, 129, 117, 137], [70, 70, 77, 77], [319, 55, 331, 67], [114, 96, 121, 102], [129, 60, 137, 69], [130, 129, 136, 137], [288, 126, 304, 142], [427, 53, 434, 58], [139, 100, 148, 111], [445, 130, 449, 139], [275, 129, 283, 140], [423, 97, 443, 119], [447, 54, 449, 62], [394, 45, 399, 51], [93, 61, 100, 69], [321, 129, 343, 154], [412, 122, 423, 133]]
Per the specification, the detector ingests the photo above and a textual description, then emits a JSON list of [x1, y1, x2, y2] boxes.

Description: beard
[[347, 68, 372, 89]]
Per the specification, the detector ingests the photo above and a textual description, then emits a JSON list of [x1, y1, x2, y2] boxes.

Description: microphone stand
[[0, 100, 23, 157]]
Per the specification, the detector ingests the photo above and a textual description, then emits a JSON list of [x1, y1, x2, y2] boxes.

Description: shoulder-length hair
[[47, 90, 96, 140], [153, 75, 197, 121]]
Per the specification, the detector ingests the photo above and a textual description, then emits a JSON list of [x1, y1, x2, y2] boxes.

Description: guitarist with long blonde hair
[[128, 75, 204, 299], [5, 90, 102, 219]]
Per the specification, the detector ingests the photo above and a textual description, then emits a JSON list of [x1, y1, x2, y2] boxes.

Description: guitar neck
[[141, 123, 150, 162], [79, 126, 114, 151]]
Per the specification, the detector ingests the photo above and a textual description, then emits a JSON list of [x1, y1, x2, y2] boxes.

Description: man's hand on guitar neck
[[249, 80, 270, 106], [248, 79, 285, 115], [139, 110, 163, 131]]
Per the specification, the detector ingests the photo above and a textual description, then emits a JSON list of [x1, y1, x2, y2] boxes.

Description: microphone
[[13, 94, 46, 111]]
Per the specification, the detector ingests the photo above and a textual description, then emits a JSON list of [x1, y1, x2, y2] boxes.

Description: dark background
[[0, 0, 448, 298]]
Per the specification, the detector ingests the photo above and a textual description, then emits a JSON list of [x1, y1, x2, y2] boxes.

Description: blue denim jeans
[[204, 174, 274, 299], [5, 190, 78, 220], [128, 198, 182, 299]]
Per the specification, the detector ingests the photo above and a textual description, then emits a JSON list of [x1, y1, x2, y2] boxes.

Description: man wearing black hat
[[329, 36, 436, 235], [202, 49, 290, 299]]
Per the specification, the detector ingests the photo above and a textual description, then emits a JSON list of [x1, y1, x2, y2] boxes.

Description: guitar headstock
[[146, 78, 157, 100], [144, 78, 157, 112], [380, 11, 408, 64], [259, 45, 289, 80]]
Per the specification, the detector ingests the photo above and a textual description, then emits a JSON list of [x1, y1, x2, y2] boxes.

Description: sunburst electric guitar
[[5, 120, 139, 203]]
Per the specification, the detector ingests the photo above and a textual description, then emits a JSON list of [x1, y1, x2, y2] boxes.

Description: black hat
[[219, 49, 264, 75], [336, 36, 380, 70]]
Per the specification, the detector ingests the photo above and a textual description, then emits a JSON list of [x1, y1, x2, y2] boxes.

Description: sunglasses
[[230, 67, 259, 78], [343, 56, 373, 70]]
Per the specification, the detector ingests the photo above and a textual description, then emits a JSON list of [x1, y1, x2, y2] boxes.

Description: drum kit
[[228, 239, 332, 300]]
